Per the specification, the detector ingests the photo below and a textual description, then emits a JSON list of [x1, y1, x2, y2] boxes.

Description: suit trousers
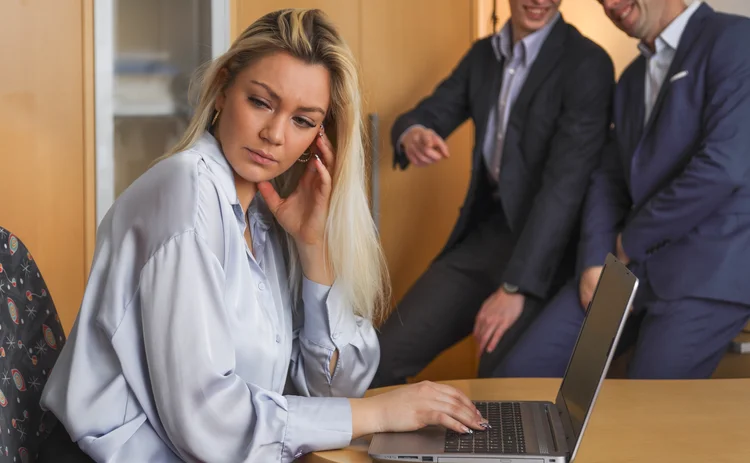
[[493, 276, 750, 379], [371, 208, 543, 388]]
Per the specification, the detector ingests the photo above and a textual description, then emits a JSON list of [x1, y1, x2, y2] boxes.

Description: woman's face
[[214, 51, 331, 184]]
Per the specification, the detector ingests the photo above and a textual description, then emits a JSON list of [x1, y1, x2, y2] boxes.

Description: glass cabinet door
[[94, 0, 230, 224]]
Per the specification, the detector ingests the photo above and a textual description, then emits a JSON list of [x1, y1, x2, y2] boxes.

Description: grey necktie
[[489, 66, 517, 182]]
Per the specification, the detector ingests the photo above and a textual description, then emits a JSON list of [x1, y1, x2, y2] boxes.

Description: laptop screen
[[557, 255, 637, 446]]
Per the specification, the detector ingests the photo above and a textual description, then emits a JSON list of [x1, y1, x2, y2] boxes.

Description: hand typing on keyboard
[[350, 381, 489, 438], [445, 402, 527, 454]]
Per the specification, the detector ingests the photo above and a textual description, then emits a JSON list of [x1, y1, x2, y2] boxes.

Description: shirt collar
[[638, 0, 702, 58], [248, 194, 273, 232], [493, 12, 561, 66], [192, 131, 272, 232]]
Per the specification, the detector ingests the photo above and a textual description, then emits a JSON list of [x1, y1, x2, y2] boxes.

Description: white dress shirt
[[639, 0, 702, 123], [40, 132, 379, 462]]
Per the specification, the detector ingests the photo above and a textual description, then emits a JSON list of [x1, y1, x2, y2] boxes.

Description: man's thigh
[[374, 213, 515, 386], [629, 296, 750, 379]]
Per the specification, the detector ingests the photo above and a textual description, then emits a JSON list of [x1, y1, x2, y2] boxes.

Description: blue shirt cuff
[[301, 278, 358, 351], [283, 396, 352, 461]]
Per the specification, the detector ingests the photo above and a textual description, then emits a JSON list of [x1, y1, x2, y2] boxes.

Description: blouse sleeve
[[140, 231, 355, 463], [288, 277, 380, 398]]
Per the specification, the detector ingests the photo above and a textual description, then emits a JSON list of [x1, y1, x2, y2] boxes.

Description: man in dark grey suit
[[372, 0, 615, 387]]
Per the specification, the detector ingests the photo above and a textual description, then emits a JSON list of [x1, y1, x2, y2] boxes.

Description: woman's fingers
[[312, 155, 332, 199], [430, 383, 478, 416], [428, 395, 484, 431], [257, 181, 283, 215], [316, 129, 335, 170], [435, 412, 473, 434], [421, 382, 484, 431]]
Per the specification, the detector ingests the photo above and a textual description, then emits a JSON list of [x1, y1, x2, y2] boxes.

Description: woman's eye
[[249, 97, 270, 109], [293, 117, 316, 128]]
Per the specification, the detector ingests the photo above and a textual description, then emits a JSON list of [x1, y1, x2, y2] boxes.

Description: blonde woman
[[40, 9, 487, 463]]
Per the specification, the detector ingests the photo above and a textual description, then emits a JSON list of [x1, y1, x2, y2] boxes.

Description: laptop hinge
[[545, 405, 561, 453], [554, 392, 576, 456]]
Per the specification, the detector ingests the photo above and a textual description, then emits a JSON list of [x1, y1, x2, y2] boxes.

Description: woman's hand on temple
[[350, 381, 488, 438], [258, 127, 335, 248], [258, 128, 336, 284]]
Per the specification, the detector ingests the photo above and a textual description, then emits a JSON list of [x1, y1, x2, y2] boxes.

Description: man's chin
[[521, 14, 555, 31]]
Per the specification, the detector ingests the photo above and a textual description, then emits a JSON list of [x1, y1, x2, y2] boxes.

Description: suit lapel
[[505, 18, 567, 136], [624, 57, 647, 150], [641, 3, 713, 137]]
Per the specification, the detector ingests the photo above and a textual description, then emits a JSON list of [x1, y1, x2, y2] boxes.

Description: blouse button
[[275, 334, 281, 343], [258, 282, 266, 291]]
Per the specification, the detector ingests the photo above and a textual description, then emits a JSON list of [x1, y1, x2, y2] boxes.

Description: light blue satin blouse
[[40, 132, 380, 462]]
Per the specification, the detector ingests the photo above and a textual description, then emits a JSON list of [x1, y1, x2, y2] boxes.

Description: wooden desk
[[303, 378, 750, 463]]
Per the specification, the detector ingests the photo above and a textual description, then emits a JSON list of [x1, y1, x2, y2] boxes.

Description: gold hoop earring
[[211, 109, 221, 127], [297, 151, 313, 163]]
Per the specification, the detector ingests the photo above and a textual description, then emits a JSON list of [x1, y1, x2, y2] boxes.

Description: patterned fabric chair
[[0, 227, 66, 463]]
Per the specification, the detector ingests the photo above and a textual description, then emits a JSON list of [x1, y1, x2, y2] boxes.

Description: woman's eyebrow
[[250, 80, 326, 115]]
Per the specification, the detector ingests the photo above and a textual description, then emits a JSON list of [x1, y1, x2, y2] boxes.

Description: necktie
[[489, 66, 517, 182]]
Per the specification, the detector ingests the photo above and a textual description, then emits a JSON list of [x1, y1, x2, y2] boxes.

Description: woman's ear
[[215, 93, 225, 112], [214, 68, 230, 111]]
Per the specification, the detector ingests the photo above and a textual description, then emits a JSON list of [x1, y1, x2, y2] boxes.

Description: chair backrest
[[0, 227, 66, 462]]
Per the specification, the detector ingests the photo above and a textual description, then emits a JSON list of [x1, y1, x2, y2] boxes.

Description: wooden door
[[0, 1, 95, 333], [360, 1, 477, 381]]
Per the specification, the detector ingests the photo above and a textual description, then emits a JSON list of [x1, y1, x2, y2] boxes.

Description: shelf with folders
[[113, 51, 179, 117]]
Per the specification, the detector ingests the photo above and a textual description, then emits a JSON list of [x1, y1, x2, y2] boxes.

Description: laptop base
[[369, 400, 569, 463]]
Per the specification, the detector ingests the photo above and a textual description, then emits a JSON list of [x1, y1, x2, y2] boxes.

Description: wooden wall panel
[[360, 0, 477, 382], [0, 1, 93, 333]]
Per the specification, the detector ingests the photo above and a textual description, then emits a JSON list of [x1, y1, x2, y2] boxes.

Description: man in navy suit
[[493, 0, 750, 380]]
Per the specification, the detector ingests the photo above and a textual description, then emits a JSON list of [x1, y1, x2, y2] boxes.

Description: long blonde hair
[[164, 9, 390, 324]]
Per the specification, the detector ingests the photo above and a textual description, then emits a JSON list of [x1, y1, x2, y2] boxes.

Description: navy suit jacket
[[581, 3, 750, 306]]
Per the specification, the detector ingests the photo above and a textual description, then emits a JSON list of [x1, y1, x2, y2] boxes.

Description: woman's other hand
[[350, 381, 488, 438]]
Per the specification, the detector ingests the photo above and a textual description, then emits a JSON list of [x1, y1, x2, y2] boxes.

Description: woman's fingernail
[[480, 422, 492, 429], [462, 427, 472, 434]]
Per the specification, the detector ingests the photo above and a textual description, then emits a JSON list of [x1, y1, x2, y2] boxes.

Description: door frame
[[92, 0, 232, 228]]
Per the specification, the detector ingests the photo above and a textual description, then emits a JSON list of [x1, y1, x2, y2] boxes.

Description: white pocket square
[[670, 70, 689, 83]]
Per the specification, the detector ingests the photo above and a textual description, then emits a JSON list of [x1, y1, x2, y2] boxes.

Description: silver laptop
[[369, 253, 638, 463]]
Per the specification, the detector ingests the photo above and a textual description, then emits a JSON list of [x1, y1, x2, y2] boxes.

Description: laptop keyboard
[[444, 402, 526, 454]]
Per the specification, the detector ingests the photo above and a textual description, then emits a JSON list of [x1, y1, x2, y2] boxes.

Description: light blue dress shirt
[[638, 0, 702, 123], [483, 13, 560, 182], [40, 132, 379, 462]]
